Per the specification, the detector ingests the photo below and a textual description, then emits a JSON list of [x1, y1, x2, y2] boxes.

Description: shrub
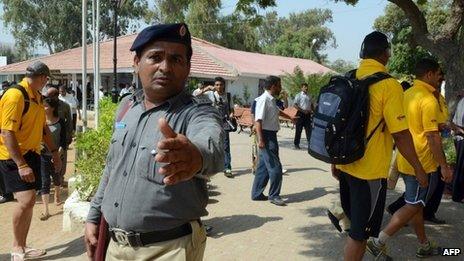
[[443, 137, 457, 165], [75, 98, 118, 201], [282, 66, 333, 99]]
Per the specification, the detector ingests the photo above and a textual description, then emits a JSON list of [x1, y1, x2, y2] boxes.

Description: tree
[[282, 66, 333, 98], [374, 2, 444, 77], [0, 0, 149, 54], [0, 44, 23, 63], [334, 0, 464, 97], [260, 9, 336, 63], [328, 59, 356, 74]]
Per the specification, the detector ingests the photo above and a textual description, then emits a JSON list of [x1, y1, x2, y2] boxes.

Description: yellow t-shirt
[[437, 93, 449, 124], [397, 80, 440, 175], [338, 59, 408, 180], [0, 78, 46, 160]]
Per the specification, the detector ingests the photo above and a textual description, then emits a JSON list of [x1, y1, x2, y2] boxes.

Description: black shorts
[[0, 151, 42, 193], [340, 171, 387, 241]]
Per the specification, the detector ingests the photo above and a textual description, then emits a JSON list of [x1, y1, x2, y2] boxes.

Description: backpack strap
[[362, 72, 392, 143], [3, 85, 30, 116]]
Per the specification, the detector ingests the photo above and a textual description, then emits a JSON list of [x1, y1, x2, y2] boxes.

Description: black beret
[[130, 23, 192, 53]]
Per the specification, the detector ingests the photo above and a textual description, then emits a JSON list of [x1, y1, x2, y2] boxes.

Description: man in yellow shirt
[[0, 61, 62, 260], [333, 32, 426, 261], [368, 59, 453, 259]]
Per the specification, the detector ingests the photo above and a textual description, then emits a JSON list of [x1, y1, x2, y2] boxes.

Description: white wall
[[227, 76, 261, 106]]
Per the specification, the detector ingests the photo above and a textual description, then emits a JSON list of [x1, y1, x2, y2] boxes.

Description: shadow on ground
[[204, 215, 282, 239], [285, 187, 338, 203], [32, 236, 85, 260]]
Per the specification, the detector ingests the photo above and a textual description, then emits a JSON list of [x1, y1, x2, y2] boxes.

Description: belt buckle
[[111, 228, 142, 247]]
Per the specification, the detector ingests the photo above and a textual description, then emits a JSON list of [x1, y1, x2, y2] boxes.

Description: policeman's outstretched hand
[[155, 118, 203, 185]]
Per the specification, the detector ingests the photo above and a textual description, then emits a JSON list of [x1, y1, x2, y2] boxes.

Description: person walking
[[251, 76, 293, 206], [367, 58, 453, 259], [59, 85, 79, 132], [451, 95, 464, 202], [209, 77, 234, 178], [0, 61, 62, 261], [293, 83, 312, 149], [84, 23, 224, 261], [334, 32, 426, 261], [39, 97, 67, 220]]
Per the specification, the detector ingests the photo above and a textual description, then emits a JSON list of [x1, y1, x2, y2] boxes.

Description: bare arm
[[256, 120, 265, 148], [43, 125, 62, 173], [1, 130, 27, 166], [426, 131, 453, 182], [392, 129, 428, 187]]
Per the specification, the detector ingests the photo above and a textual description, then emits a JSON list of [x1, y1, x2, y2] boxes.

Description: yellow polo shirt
[[0, 78, 46, 160], [397, 80, 440, 175], [437, 93, 449, 124], [338, 59, 408, 180]]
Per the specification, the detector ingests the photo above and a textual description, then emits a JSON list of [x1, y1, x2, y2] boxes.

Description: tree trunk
[[442, 53, 464, 99]]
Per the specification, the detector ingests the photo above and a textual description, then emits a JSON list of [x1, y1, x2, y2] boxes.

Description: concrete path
[[0, 127, 463, 260]]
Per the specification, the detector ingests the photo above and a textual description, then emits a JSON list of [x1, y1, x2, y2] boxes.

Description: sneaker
[[416, 241, 442, 258], [282, 169, 288, 175], [293, 145, 301, 150], [269, 197, 286, 206], [224, 169, 233, 178], [0, 195, 13, 204], [252, 194, 268, 201], [367, 238, 392, 260]]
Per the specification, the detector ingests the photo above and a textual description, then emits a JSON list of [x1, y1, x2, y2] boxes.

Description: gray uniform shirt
[[86, 90, 224, 232]]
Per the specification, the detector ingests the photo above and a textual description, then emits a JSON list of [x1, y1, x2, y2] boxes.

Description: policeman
[[84, 23, 224, 260]]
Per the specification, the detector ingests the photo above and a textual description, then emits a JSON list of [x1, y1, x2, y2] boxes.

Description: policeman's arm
[[0, 129, 27, 167]]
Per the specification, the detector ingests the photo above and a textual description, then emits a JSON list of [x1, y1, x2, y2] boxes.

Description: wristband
[[18, 164, 29, 170]]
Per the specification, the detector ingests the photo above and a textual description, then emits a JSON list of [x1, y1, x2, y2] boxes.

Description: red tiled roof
[[0, 34, 332, 78]]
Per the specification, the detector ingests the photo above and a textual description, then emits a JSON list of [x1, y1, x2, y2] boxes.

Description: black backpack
[[0, 85, 30, 131], [308, 70, 391, 164]]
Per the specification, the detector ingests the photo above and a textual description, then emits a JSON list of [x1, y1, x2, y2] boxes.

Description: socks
[[374, 231, 390, 246]]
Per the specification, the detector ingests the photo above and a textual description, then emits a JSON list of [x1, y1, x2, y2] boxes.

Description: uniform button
[[123, 171, 127, 177], [131, 142, 136, 148], [114, 202, 119, 207]]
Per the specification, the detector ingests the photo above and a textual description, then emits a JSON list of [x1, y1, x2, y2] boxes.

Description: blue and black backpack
[[308, 70, 391, 164]]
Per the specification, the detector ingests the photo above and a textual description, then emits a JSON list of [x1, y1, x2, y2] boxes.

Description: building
[[0, 34, 332, 104]]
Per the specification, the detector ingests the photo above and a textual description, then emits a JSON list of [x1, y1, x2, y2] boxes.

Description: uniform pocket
[[137, 147, 165, 185]]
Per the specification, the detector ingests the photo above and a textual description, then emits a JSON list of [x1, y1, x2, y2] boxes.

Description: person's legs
[[293, 113, 304, 148], [387, 193, 406, 215], [303, 114, 311, 146], [0, 171, 14, 203], [410, 208, 427, 244], [12, 190, 36, 252], [265, 132, 283, 200], [223, 132, 231, 171], [72, 113, 77, 132], [251, 138, 270, 199], [40, 155, 51, 218], [424, 172, 444, 220], [344, 238, 367, 261], [452, 139, 464, 202]]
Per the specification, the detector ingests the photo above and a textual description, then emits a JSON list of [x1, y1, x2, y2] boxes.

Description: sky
[[0, 0, 388, 63]]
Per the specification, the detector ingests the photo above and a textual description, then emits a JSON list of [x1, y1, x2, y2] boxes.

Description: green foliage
[[373, 2, 447, 76], [443, 137, 456, 164], [0, 44, 22, 63], [0, 0, 149, 54], [232, 94, 244, 106], [75, 98, 118, 201], [328, 59, 356, 74], [261, 9, 336, 63], [242, 86, 251, 106], [282, 66, 333, 99]]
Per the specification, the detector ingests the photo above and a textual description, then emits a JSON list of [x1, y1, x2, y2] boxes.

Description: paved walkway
[[0, 127, 463, 260]]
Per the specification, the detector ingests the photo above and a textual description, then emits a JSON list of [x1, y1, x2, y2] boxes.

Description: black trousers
[[294, 111, 311, 147], [0, 171, 13, 198], [388, 170, 445, 218]]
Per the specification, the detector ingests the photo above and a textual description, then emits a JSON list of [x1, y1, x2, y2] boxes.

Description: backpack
[[0, 85, 30, 116], [308, 70, 391, 164]]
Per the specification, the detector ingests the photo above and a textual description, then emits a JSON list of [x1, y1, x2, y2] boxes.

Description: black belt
[[109, 222, 197, 247]]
